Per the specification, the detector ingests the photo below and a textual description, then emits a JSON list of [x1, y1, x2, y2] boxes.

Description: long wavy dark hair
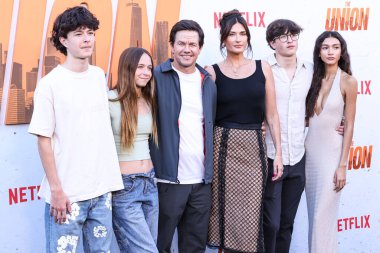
[[306, 31, 352, 119], [111, 47, 158, 150]]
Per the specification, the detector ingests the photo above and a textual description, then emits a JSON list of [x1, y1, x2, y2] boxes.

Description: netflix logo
[[214, 11, 266, 29], [337, 215, 370, 232], [8, 185, 41, 205]]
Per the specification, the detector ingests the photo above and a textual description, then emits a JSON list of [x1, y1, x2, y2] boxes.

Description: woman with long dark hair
[[206, 9, 282, 253], [305, 31, 357, 253], [109, 47, 159, 252]]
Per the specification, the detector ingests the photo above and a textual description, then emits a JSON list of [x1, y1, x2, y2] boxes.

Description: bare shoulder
[[205, 64, 217, 81], [260, 60, 272, 77], [341, 71, 358, 90]]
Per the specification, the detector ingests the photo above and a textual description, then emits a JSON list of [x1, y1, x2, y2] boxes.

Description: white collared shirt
[[264, 54, 313, 165]]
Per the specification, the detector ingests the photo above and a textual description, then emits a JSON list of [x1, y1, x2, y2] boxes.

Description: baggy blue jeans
[[45, 192, 113, 253], [112, 169, 159, 253]]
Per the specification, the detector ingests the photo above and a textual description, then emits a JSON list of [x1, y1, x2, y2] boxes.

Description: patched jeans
[[45, 192, 113, 253], [112, 169, 159, 253]]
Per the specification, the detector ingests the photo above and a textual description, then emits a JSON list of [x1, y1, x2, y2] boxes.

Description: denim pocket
[[113, 177, 135, 196]]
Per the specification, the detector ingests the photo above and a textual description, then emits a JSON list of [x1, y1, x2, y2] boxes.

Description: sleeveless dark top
[[214, 60, 266, 130]]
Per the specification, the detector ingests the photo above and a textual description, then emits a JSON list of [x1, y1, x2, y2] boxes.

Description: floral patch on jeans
[[93, 225, 107, 238], [57, 235, 78, 253], [63, 203, 80, 225]]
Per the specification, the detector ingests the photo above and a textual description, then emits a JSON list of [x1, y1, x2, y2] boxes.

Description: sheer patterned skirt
[[208, 126, 268, 253]]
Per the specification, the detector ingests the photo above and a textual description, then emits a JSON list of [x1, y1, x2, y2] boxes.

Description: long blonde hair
[[111, 47, 158, 150]]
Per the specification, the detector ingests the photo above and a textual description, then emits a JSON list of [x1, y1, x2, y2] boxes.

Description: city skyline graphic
[[151, 0, 181, 66], [0, 43, 6, 112], [0, 0, 13, 113], [109, 0, 181, 88], [2, 0, 181, 125], [3, 0, 112, 125], [3, 0, 45, 125], [109, 0, 150, 88]]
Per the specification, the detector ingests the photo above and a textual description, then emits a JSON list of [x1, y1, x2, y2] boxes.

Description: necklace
[[224, 59, 249, 77]]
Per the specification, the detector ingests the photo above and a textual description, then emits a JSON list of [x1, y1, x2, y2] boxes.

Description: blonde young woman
[[206, 10, 282, 253], [305, 31, 357, 253], [109, 47, 159, 253]]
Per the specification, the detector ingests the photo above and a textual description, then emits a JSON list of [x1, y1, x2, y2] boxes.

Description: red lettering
[[364, 215, 370, 228], [37, 185, 41, 200], [8, 185, 41, 205], [213, 11, 266, 29], [258, 12, 265, 27], [365, 80, 371, 95], [355, 216, 360, 229], [19, 187, 27, 203], [343, 217, 349, 230], [28, 186, 37, 201], [358, 80, 363, 94], [9, 188, 18, 205], [337, 219, 343, 232], [214, 12, 222, 29], [349, 217, 355, 230], [358, 80, 372, 95], [245, 12, 253, 26], [338, 215, 371, 231]]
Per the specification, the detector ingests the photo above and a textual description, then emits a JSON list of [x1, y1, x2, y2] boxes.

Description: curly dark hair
[[219, 9, 252, 56], [266, 19, 303, 50], [305, 31, 352, 119], [51, 6, 99, 55]]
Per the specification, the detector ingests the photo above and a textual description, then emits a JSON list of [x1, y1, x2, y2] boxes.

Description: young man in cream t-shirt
[[28, 6, 122, 252]]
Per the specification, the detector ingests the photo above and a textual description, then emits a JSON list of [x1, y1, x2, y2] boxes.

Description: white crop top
[[108, 90, 152, 162]]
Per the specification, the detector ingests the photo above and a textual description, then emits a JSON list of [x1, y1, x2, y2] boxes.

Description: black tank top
[[214, 60, 266, 129]]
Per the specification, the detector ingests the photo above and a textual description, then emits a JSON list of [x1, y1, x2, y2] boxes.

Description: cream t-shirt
[[28, 65, 123, 203], [174, 66, 205, 184]]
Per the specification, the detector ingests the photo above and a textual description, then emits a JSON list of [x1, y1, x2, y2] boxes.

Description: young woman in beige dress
[[305, 31, 357, 253]]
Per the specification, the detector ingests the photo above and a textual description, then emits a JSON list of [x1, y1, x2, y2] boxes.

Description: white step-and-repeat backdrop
[[0, 0, 378, 252]]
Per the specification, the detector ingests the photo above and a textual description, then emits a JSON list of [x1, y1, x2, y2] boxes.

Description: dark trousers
[[157, 183, 211, 253], [263, 155, 306, 253]]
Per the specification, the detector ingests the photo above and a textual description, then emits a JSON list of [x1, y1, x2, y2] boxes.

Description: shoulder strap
[[255, 60, 262, 69]]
